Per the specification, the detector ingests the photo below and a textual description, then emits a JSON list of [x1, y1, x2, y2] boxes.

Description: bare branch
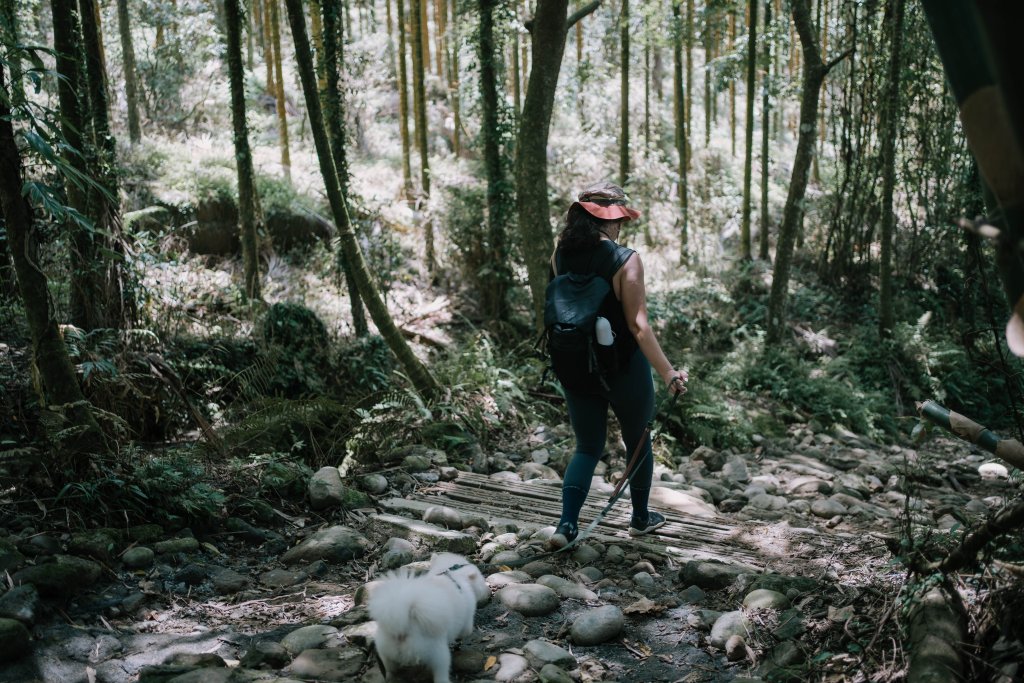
[[567, 1, 601, 31], [824, 46, 854, 73]]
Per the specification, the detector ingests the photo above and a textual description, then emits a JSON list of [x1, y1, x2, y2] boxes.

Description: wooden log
[[917, 400, 1024, 470], [906, 584, 966, 683]]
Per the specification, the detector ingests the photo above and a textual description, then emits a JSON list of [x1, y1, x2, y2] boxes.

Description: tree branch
[[567, 1, 601, 30], [825, 46, 854, 74]]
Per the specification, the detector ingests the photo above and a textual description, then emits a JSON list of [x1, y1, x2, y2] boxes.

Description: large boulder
[[280, 526, 370, 565], [12, 555, 102, 597]]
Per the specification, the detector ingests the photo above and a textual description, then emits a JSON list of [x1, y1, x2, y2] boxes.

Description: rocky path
[[0, 423, 1018, 682]]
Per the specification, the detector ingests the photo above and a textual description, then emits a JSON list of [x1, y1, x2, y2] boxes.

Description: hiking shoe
[[547, 522, 578, 550], [629, 511, 667, 536]]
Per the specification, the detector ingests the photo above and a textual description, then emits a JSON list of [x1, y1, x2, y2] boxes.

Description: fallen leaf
[[623, 597, 666, 615], [828, 604, 855, 622], [484, 655, 497, 671]]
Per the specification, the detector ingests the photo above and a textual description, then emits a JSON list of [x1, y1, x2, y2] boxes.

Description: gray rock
[[153, 537, 200, 554], [719, 498, 748, 512], [605, 545, 625, 563], [576, 566, 604, 583], [722, 456, 751, 483], [128, 524, 164, 543], [423, 505, 465, 529], [691, 446, 725, 472], [452, 648, 488, 675], [710, 610, 750, 649], [487, 571, 531, 589], [536, 575, 598, 601], [359, 473, 389, 494], [678, 585, 705, 604], [570, 605, 624, 645], [494, 652, 531, 682], [0, 540, 26, 574], [524, 639, 576, 669], [749, 494, 788, 511], [211, 568, 248, 594], [370, 514, 475, 555], [773, 608, 806, 639], [633, 571, 656, 591], [68, 530, 117, 562], [0, 584, 41, 625], [137, 664, 201, 683], [280, 624, 342, 654], [241, 641, 291, 669], [491, 550, 523, 565], [121, 592, 146, 612], [174, 563, 208, 586], [280, 526, 370, 565], [123, 546, 155, 569], [521, 560, 556, 578], [402, 454, 432, 472], [163, 668, 231, 683], [572, 544, 601, 565], [743, 589, 791, 610], [282, 647, 365, 681], [0, 618, 31, 662], [687, 609, 722, 631], [539, 663, 575, 683], [497, 583, 561, 616], [23, 534, 60, 556], [787, 500, 811, 514], [726, 634, 748, 661], [164, 653, 225, 667], [380, 537, 416, 570], [12, 555, 102, 597], [811, 499, 848, 518], [690, 480, 731, 503], [518, 462, 560, 481], [786, 476, 831, 495], [678, 560, 749, 590]]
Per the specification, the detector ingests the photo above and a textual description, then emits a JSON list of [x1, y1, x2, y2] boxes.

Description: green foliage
[[259, 303, 331, 397], [334, 334, 397, 394]]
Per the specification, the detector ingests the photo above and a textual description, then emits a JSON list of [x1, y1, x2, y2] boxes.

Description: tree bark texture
[[758, 0, 771, 260], [282, 0, 441, 398], [322, 0, 368, 336], [263, 0, 275, 91], [877, 0, 904, 336], [905, 585, 966, 683], [409, 0, 434, 276], [448, 0, 461, 157], [477, 0, 510, 321], [269, 0, 291, 181], [115, 0, 142, 143], [395, 0, 413, 195], [0, 66, 105, 467], [673, 0, 688, 265], [766, 0, 832, 344], [516, 0, 600, 328], [224, 0, 263, 300], [740, 0, 758, 261], [685, 0, 693, 163], [618, 0, 629, 187]]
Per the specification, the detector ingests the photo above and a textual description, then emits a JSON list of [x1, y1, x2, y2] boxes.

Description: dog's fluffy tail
[[369, 577, 449, 638]]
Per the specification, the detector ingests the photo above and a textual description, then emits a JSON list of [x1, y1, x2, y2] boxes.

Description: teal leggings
[[559, 349, 655, 528]]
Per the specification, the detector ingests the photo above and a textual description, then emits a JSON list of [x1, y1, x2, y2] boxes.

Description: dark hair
[[557, 204, 618, 251]]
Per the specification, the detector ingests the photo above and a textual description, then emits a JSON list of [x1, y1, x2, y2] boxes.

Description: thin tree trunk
[[225, 0, 263, 300], [282, 0, 441, 398], [644, 21, 650, 151], [703, 18, 712, 147], [246, 0, 254, 70], [310, 0, 327, 92], [322, 0, 368, 336], [433, 0, 444, 79], [728, 9, 736, 156], [685, 0, 693, 165], [766, 0, 842, 344], [673, 0, 688, 264], [0, 65, 105, 468], [478, 0, 510, 320], [619, 0, 629, 186], [448, 0, 461, 157], [877, 0, 904, 336], [418, 0, 430, 74], [516, 0, 601, 327], [396, 0, 413, 196], [739, 0, 757, 260], [115, 0, 141, 143], [512, 20, 521, 120], [269, 0, 291, 181], [409, 0, 434, 276], [575, 19, 583, 123], [263, 0, 275, 91], [758, 0, 771, 260]]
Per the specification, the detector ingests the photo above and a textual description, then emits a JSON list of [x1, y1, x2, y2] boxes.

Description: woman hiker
[[547, 181, 688, 550]]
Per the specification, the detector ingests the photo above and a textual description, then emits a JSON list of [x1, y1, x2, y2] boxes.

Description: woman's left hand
[[665, 369, 688, 395]]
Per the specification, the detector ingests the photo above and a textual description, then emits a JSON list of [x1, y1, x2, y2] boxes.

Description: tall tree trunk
[[269, 0, 291, 181], [512, 19, 521, 120], [643, 25, 651, 152], [310, 0, 327, 92], [396, 0, 413, 196], [1, 5, 23, 296], [673, 0, 688, 264], [766, 0, 842, 344], [115, 0, 141, 143], [409, 0, 434, 275], [877, 0, 904, 337], [263, 0, 275, 91], [433, 0, 444, 79], [448, 0, 461, 157], [739, 0, 758, 260], [516, 0, 600, 327], [618, 0, 629, 187], [758, 0, 771, 260], [0, 65, 105, 469], [728, 9, 736, 156], [703, 17, 712, 146], [282, 0, 441, 398], [575, 19, 583, 124], [322, 0, 368, 336], [684, 0, 693, 166], [478, 0, 510, 320], [225, 0, 263, 300], [418, 0, 430, 74]]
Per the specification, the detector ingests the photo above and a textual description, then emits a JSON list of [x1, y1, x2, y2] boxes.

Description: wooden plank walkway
[[407, 472, 829, 570]]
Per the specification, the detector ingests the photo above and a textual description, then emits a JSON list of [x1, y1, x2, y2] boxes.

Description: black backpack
[[542, 245, 636, 392]]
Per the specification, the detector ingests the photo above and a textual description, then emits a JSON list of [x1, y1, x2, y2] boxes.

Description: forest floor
[[2, 413, 1020, 683]]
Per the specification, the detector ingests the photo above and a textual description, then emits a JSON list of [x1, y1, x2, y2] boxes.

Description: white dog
[[369, 552, 489, 683]]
